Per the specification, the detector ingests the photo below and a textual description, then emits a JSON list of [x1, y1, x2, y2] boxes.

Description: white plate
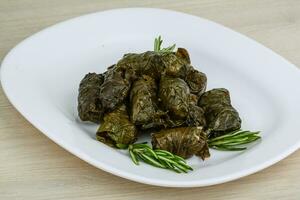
[[1, 8, 300, 187]]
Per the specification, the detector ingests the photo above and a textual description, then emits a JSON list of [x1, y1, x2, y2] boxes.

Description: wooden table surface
[[1, 0, 300, 199]]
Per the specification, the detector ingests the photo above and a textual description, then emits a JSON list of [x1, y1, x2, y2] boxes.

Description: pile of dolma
[[78, 48, 241, 160]]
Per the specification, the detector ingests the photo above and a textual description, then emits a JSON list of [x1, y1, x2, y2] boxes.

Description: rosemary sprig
[[208, 130, 261, 151], [128, 143, 193, 173], [154, 36, 176, 53]]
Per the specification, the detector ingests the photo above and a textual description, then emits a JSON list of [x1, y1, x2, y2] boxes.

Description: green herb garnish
[[208, 130, 261, 151], [154, 35, 176, 53], [128, 142, 193, 173]]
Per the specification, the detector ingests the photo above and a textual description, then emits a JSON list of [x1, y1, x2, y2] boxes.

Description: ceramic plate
[[1, 8, 300, 187]]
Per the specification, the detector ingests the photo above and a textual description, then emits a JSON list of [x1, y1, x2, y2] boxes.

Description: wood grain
[[0, 0, 299, 199]]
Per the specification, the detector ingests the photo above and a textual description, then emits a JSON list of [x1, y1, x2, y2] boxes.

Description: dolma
[[96, 105, 137, 148], [159, 76, 190, 119], [160, 53, 189, 78], [176, 48, 191, 64], [164, 115, 186, 128], [99, 67, 131, 112], [175, 47, 207, 95], [186, 94, 206, 127], [117, 51, 190, 80], [199, 88, 231, 106], [151, 127, 210, 160], [188, 93, 199, 105], [130, 75, 166, 129], [198, 88, 241, 137], [116, 51, 164, 80], [77, 73, 104, 123], [185, 68, 207, 95], [186, 105, 206, 127]]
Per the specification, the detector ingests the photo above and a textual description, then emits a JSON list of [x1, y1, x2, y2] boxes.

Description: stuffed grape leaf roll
[[130, 75, 166, 129], [159, 76, 206, 128], [198, 88, 241, 137], [159, 76, 190, 119], [184, 94, 207, 127], [199, 88, 231, 106], [96, 105, 137, 148], [116, 50, 190, 80], [77, 73, 104, 123], [116, 51, 164, 80], [99, 67, 131, 112], [176, 48, 191, 64], [186, 104, 206, 127], [185, 68, 207, 95], [160, 52, 189, 78], [151, 127, 210, 160]]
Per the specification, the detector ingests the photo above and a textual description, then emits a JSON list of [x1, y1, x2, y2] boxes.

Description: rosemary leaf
[[173, 155, 187, 163], [144, 147, 159, 159], [157, 155, 181, 165], [210, 145, 247, 151], [154, 36, 176, 53], [208, 130, 243, 142], [138, 153, 166, 168], [154, 149, 175, 158], [129, 149, 139, 165], [171, 164, 186, 173], [173, 162, 189, 173]]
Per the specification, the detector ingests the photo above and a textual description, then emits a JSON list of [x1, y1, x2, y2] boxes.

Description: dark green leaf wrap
[[99, 67, 131, 112], [116, 51, 190, 80], [151, 127, 210, 160], [116, 51, 164, 80], [96, 105, 137, 148], [130, 75, 166, 129], [77, 73, 104, 123], [186, 105, 206, 127], [185, 68, 207, 95], [198, 88, 241, 137], [160, 52, 188, 78], [159, 76, 190, 119], [176, 48, 191, 64]]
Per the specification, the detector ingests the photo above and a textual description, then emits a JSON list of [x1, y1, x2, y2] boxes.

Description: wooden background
[[0, 0, 299, 199]]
